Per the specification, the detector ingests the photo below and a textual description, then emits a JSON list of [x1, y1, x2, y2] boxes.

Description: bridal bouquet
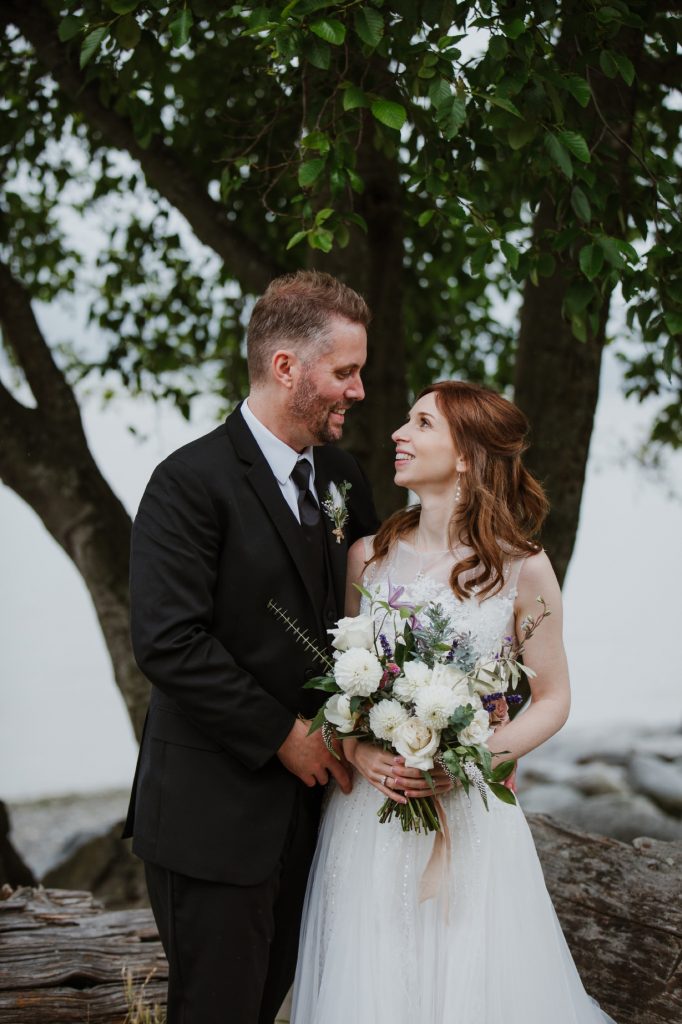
[[270, 586, 550, 836]]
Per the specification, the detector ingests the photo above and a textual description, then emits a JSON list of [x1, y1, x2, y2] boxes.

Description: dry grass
[[122, 967, 166, 1024]]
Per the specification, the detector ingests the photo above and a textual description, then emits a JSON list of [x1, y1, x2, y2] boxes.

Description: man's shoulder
[[153, 421, 234, 483]]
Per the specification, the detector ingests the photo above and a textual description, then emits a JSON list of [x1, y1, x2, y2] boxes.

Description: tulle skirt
[[291, 773, 616, 1024]]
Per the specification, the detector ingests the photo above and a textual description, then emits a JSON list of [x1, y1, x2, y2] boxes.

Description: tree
[[1, 0, 680, 734]]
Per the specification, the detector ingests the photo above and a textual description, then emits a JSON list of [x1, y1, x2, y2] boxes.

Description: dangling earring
[[454, 473, 462, 505]]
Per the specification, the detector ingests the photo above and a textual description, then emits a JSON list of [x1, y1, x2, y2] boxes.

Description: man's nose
[[347, 373, 365, 401]]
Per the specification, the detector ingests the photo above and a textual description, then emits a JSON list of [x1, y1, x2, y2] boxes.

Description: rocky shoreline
[[5, 724, 682, 908]]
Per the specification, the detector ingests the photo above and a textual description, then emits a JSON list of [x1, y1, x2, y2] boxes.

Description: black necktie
[[291, 459, 321, 528]]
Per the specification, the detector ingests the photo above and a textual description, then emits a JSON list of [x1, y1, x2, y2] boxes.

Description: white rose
[[457, 708, 493, 746], [333, 648, 383, 697], [393, 717, 440, 770], [414, 684, 460, 730], [369, 699, 410, 741], [393, 659, 432, 702], [328, 614, 376, 652], [324, 693, 358, 734], [431, 663, 469, 691]]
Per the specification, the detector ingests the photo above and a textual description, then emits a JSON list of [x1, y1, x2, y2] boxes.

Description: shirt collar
[[241, 398, 315, 485]]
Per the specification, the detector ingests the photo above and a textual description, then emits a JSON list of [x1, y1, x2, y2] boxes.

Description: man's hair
[[246, 270, 371, 384]]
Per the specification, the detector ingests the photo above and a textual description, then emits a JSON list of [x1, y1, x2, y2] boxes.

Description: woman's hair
[[247, 270, 371, 384], [370, 380, 549, 599]]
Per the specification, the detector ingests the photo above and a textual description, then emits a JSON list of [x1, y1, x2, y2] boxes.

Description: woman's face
[[391, 392, 466, 492]]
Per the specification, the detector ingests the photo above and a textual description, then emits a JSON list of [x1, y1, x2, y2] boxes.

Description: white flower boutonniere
[[321, 481, 351, 544]]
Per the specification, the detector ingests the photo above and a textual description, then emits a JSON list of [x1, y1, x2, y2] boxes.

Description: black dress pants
[[144, 788, 319, 1024]]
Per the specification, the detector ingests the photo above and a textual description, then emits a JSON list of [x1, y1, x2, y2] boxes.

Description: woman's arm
[[487, 550, 570, 764], [344, 536, 370, 616]]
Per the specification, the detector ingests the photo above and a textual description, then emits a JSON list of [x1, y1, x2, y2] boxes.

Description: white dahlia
[[393, 659, 432, 702], [333, 648, 383, 697], [414, 684, 460, 730], [369, 699, 410, 742]]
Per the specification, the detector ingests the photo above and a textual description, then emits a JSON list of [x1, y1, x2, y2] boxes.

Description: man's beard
[[291, 371, 347, 444]]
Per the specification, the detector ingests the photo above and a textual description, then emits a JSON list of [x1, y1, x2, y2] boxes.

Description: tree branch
[[2, 0, 284, 296], [0, 260, 81, 423]]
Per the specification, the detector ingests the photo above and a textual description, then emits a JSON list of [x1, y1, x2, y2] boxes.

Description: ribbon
[[418, 797, 452, 920]]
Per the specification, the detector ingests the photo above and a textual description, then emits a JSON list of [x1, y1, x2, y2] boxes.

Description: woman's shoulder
[[515, 548, 562, 606]]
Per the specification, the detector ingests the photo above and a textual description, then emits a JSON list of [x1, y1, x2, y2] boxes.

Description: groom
[[123, 270, 379, 1024]]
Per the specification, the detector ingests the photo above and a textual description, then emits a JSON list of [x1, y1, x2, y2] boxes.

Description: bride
[[291, 380, 616, 1023]]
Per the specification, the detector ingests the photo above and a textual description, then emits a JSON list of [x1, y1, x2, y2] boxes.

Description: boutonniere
[[321, 481, 351, 544]]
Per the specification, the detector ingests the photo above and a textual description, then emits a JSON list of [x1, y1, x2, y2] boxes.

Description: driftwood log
[[1, 815, 681, 1023]]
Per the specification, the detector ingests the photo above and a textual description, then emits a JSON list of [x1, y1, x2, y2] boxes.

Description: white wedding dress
[[291, 540, 616, 1024]]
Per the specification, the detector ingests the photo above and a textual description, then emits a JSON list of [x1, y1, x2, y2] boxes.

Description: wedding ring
[[380, 774, 387, 786]]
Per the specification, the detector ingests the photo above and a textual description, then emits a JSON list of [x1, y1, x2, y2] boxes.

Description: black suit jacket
[[123, 406, 379, 885]]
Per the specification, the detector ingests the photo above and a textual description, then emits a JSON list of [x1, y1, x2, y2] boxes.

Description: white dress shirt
[[240, 398, 318, 524]]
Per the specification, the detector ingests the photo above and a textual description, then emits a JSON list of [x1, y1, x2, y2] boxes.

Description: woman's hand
[[343, 739, 454, 802]]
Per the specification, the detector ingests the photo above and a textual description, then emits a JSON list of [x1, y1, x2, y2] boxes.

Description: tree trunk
[[513, 11, 646, 584], [316, 128, 406, 521], [0, 268, 148, 739]]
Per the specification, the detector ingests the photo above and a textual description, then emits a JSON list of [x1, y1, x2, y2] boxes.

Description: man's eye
[[337, 370, 352, 379]]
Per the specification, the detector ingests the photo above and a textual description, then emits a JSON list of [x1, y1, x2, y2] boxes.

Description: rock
[[548, 792, 682, 843], [628, 754, 682, 816], [42, 820, 147, 910], [0, 802, 36, 889], [518, 783, 582, 817], [631, 732, 682, 761], [520, 759, 629, 796]]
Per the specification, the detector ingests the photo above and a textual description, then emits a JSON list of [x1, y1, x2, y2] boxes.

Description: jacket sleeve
[[129, 456, 295, 770]]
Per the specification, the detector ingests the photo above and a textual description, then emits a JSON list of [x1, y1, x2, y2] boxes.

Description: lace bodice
[[360, 538, 523, 662]]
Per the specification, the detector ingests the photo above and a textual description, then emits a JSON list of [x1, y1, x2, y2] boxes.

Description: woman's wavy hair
[[370, 380, 549, 600]]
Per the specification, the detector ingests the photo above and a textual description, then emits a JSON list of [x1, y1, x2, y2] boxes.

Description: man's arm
[[130, 455, 295, 770]]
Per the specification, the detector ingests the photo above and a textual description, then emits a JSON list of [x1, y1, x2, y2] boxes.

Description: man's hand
[[277, 718, 352, 794]]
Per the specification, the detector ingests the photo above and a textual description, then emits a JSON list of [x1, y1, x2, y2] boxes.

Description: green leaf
[[503, 17, 525, 39], [442, 97, 467, 140], [301, 130, 330, 154], [314, 207, 334, 225], [109, 0, 139, 12], [428, 77, 451, 112], [599, 50, 618, 78], [491, 759, 516, 782], [418, 210, 435, 227], [488, 35, 508, 61], [58, 15, 84, 42], [309, 226, 334, 252], [310, 18, 346, 45], [488, 95, 523, 119], [500, 240, 519, 270], [664, 313, 682, 335], [80, 26, 109, 68], [298, 158, 326, 188], [286, 230, 308, 250], [302, 675, 337, 692], [598, 235, 625, 268], [307, 41, 330, 70], [662, 338, 676, 380], [114, 13, 141, 49], [169, 9, 193, 49], [558, 130, 590, 163], [570, 185, 591, 222], [346, 169, 365, 194], [545, 133, 572, 179], [579, 243, 604, 281], [613, 52, 635, 86], [564, 74, 591, 108], [507, 119, 535, 150], [371, 98, 407, 131], [307, 705, 328, 734], [488, 782, 517, 805], [343, 85, 367, 112], [353, 7, 384, 48]]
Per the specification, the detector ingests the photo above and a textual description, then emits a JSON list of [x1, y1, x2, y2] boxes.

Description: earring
[[454, 473, 462, 505]]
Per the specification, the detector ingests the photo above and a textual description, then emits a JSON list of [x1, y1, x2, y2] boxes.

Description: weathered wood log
[[528, 816, 682, 1024], [0, 887, 166, 1023], [1, 816, 681, 1023]]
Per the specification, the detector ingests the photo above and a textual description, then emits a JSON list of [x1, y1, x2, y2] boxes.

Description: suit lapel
[[313, 453, 348, 615], [225, 407, 323, 613]]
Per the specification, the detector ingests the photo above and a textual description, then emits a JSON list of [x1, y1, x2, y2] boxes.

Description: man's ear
[[271, 349, 298, 389]]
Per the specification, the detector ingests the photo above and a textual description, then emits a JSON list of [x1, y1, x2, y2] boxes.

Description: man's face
[[289, 316, 367, 445]]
